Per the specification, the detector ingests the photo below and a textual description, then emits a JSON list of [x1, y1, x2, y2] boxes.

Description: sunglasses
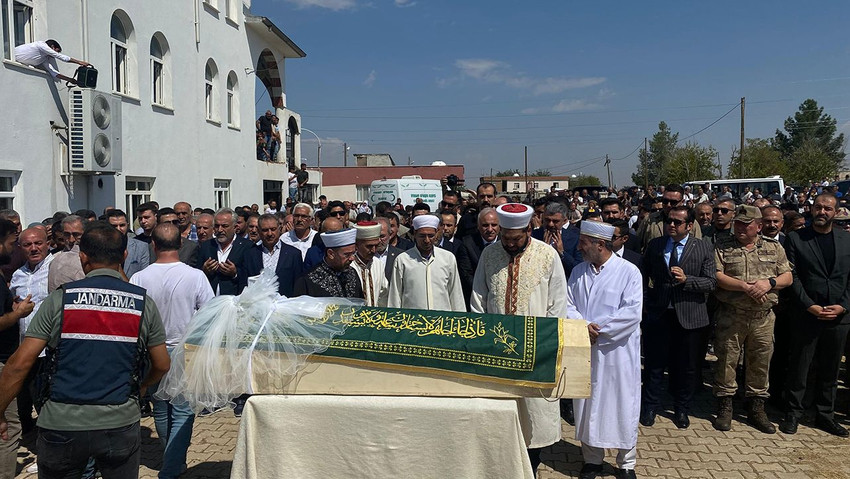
[[661, 199, 680, 205], [329, 211, 346, 217], [664, 218, 687, 227], [713, 207, 732, 214]]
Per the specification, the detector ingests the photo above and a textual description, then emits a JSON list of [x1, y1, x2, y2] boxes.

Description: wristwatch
[[768, 277, 776, 289]]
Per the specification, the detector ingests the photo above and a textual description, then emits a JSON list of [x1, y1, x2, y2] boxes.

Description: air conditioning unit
[[68, 89, 122, 173]]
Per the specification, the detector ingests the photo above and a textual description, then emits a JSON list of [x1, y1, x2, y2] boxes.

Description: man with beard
[[235, 210, 250, 239], [695, 202, 714, 234], [0, 219, 34, 479], [135, 202, 158, 244], [388, 215, 464, 311], [470, 204, 567, 475], [350, 222, 388, 306], [712, 206, 792, 433], [704, 199, 736, 245], [156, 208, 199, 268], [0, 210, 25, 282], [456, 208, 500, 308], [198, 208, 257, 295], [567, 221, 643, 479], [282, 203, 317, 261], [780, 194, 850, 437], [294, 229, 362, 299]]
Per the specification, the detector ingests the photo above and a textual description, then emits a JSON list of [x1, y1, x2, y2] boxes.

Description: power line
[[677, 103, 741, 143]]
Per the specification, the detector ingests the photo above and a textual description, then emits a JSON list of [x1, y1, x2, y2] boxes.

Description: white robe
[[387, 247, 465, 312], [351, 256, 388, 307], [470, 238, 567, 448], [567, 254, 642, 450]]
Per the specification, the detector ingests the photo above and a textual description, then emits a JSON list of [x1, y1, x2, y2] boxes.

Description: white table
[[230, 395, 535, 479]]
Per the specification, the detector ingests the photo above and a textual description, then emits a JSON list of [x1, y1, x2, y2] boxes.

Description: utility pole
[[643, 137, 649, 191], [604, 154, 612, 188], [344, 142, 348, 167], [739, 97, 745, 178], [524, 146, 528, 199]]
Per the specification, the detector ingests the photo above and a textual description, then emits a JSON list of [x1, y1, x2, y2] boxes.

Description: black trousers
[[642, 310, 707, 413], [784, 319, 850, 422], [37, 422, 140, 479]]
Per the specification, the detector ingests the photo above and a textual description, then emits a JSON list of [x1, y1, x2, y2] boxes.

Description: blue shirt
[[664, 234, 689, 267]]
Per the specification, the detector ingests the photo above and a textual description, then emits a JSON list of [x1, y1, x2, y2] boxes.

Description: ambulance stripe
[[63, 309, 141, 338], [60, 333, 137, 343], [65, 287, 145, 301]]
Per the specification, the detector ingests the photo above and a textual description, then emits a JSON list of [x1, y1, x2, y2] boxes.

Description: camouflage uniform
[[713, 235, 792, 398]]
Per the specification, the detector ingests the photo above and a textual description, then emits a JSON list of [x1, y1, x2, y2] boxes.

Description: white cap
[[321, 228, 357, 248], [412, 214, 440, 230], [496, 204, 532, 230], [354, 221, 381, 240], [580, 221, 615, 241]]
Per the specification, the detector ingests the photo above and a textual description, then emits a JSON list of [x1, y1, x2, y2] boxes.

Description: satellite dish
[[431, 160, 446, 166], [93, 133, 111, 167], [92, 94, 112, 130]]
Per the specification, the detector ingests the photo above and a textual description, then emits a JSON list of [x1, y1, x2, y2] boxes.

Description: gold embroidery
[[491, 321, 519, 356]]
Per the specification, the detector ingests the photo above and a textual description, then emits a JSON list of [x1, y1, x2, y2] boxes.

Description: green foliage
[[727, 138, 785, 179], [772, 99, 845, 184], [631, 121, 679, 186], [571, 174, 602, 187], [494, 169, 521, 177], [630, 123, 717, 185], [531, 169, 552, 176], [786, 138, 842, 185]]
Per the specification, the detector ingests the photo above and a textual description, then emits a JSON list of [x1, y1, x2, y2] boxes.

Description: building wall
[[0, 0, 297, 224]]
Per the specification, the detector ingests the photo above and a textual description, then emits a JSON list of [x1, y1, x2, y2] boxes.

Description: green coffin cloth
[[299, 306, 563, 388]]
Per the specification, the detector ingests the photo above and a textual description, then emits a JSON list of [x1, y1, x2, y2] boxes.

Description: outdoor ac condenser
[[68, 89, 122, 173]]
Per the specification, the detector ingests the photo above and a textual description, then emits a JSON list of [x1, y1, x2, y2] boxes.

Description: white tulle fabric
[[155, 270, 364, 412]]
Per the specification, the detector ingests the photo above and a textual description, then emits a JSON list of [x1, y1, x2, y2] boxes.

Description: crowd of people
[[0, 177, 848, 479]]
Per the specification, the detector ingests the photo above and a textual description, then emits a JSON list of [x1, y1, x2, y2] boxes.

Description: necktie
[[670, 241, 681, 268]]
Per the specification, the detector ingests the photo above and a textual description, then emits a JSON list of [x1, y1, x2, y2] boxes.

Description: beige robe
[[387, 247, 465, 312], [350, 255, 388, 307], [470, 237, 568, 448]]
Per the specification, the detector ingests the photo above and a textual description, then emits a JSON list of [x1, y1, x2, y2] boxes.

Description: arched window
[[149, 33, 170, 107], [226, 71, 238, 128], [204, 59, 219, 122], [110, 11, 136, 95]]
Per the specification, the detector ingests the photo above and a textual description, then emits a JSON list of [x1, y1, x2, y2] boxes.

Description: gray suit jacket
[[124, 237, 150, 278], [642, 235, 717, 329]]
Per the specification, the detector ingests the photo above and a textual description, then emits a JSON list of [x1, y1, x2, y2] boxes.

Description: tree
[[531, 169, 552, 176], [727, 138, 785, 179], [784, 138, 841, 186], [774, 99, 846, 168], [664, 142, 720, 184], [631, 121, 679, 185], [494, 169, 521, 177], [570, 174, 602, 187]]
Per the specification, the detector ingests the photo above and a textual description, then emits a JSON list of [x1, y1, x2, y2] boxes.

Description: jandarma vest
[[45, 275, 147, 406]]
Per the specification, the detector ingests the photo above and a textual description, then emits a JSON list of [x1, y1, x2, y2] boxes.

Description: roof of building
[[245, 15, 306, 58]]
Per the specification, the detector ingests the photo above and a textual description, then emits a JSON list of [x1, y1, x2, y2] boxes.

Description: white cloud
[[395, 0, 416, 7], [284, 0, 357, 11], [363, 70, 377, 88], [452, 58, 605, 96], [520, 99, 600, 115]]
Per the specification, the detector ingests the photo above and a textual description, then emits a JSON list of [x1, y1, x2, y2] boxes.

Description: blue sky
[[253, 0, 850, 186]]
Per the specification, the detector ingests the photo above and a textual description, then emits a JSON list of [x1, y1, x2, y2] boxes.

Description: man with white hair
[[567, 221, 643, 479], [351, 221, 388, 306], [281, 203, 317, 260], [198, 208, 257, 295], [469, 204, 568, 475], [387, 214, 464, 311]]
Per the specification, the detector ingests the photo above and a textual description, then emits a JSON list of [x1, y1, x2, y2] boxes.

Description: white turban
[[496, 204, 533, 230], [412, 214, 440, 231], [580, 221, 615, 241], [321, 228, 357, 248]]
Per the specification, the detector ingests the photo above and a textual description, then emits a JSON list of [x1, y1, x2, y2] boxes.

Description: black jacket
[[197, 236, 259, 295], [784, 226, 850, 324]]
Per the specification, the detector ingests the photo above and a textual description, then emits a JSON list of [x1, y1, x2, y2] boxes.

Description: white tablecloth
[[230, 395, 535, 479]]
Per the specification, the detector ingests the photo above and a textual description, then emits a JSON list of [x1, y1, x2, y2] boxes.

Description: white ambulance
[[369, 176, 443, 210]]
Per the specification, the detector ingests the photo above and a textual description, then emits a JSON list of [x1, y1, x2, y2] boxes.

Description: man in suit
[[198, 208, 258, 295], [640, 206, 717, 429], [606, 219, 642, 269], [780, 193, 850, 437], [531, 201, 582, 279], [436, 209, 458, 254], [455, 207, 499, 307], [246, 214, 303, 297], [105, 209, 149, 278], [637, 184, 702, 252], [599, 198, 639, 252], [373, 216, 403, 280]]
